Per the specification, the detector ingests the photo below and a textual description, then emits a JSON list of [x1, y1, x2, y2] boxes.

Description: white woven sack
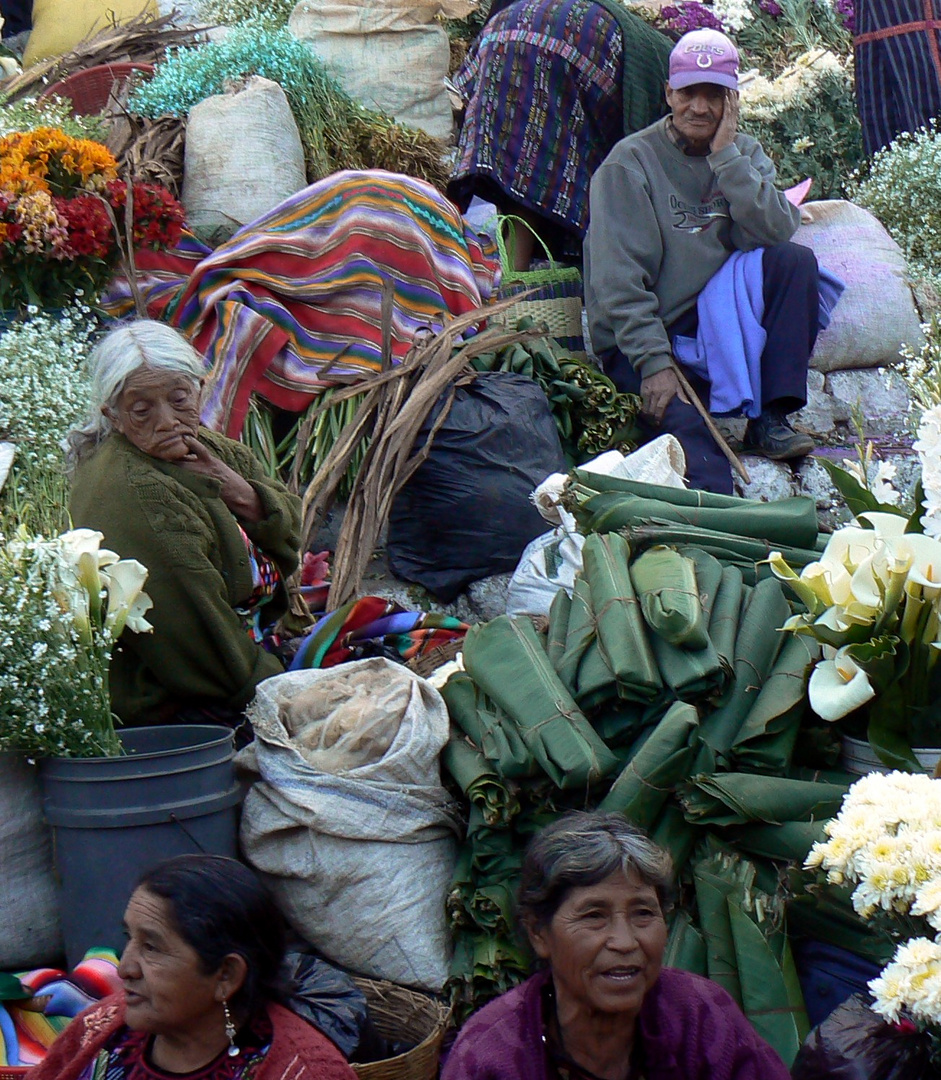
[[237, 659, 461, 991], [794, 200, 925, 372], [0, 754, 63, 968], [182, 77, 307, 240], [290, 0, 462, 140]]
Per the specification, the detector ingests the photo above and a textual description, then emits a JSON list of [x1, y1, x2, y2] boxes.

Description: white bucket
[[840, 735, 941, 777]]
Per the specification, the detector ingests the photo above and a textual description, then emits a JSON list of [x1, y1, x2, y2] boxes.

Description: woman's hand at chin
[[178, 436, 263, 523]]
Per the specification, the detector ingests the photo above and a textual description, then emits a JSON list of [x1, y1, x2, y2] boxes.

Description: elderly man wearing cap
[[585, 27, 821, 494]]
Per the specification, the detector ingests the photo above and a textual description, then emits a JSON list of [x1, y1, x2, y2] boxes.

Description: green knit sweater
[[70, 428, 302, 724]]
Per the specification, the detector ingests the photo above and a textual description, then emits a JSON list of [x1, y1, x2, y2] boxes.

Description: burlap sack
[[794, 200, 925, 372], [290, 0, 475, 140], [182, 77, 307, 242]]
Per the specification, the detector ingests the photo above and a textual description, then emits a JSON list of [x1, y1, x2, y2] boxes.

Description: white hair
[[67, 320, 208, 470]]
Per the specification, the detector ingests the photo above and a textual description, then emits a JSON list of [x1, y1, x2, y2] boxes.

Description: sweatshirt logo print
[[670, 193, 729, 234]]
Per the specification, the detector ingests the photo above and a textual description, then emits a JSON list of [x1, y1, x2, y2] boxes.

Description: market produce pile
[[438, 473, 897, 1065]]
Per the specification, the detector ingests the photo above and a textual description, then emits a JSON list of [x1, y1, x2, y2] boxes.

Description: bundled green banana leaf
[[591, 699, 664, 748], [442, 733, 521, 827], [582, 533, 661, 702], [557, 576, 619, 710], [630, 545, 709, 648], [568, 473, 819, 550], [556, 577, 593, 696], [464, 806, 525, 880], [696, 577, 792, 765], [681, 772, 849, 827], [441, 673, 537, 779], [467, 882, 516, 935], [650, 800, 701, 874], [547, 588, 572, 673], [731, 634, 821, 775], [726, 821, 827, 864], [613, 527, 819, 583], [665, 909, 708, 976], [599, 701, 699, 827], [786, 870, 896, 966], [462, 616, 619, 788], [705, 563, 743, 676], [447, 932, 532, 1024], [693, 851, 809, 1067]]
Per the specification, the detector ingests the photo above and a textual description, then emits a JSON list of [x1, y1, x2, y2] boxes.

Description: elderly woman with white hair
[[68, 319, 301, 731]]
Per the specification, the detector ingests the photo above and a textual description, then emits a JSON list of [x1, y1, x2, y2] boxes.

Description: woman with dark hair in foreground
[[30, 855, 356, 1080], [443, 811, 790, 1080]]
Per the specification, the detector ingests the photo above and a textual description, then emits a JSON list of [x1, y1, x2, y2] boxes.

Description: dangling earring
[[222, 999, 239, 1058]]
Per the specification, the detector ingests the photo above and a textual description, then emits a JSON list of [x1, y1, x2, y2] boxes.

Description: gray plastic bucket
[[39, 725, 242, 967]]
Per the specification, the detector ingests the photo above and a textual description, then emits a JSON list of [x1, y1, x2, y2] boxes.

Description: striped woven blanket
[[103, 170, 500, 437]]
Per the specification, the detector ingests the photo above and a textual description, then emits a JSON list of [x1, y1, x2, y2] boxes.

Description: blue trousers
[[599, 242, 819, 494]]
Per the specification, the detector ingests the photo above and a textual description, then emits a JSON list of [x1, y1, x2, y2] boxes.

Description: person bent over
[[585, 28, 820, 494]]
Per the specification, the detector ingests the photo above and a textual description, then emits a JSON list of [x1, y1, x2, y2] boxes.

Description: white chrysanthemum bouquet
[[0, 527, 153, 757], [808, 772, 941, 1045]]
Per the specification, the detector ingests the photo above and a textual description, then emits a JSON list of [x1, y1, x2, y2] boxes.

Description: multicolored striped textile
[[103, 171, 500, 437], [854, 0, 941, 154], [449, 0, 624, 245], [289, 595, 468, 670], [449, 0, 670, 250], [0, 951, 121, 1067]]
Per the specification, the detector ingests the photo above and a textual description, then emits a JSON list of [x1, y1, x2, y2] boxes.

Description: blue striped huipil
[[855, 0, 941, 154]]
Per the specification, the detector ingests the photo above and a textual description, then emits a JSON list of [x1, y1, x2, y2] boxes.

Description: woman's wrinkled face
[[118, 887, 223, 1037], [529, 869, 667, 1022], [104, 368, 202, 462], [665, 82, 726, 147]]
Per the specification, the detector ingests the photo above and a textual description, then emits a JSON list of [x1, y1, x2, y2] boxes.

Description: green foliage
[[736, 0, 852, 74], [0, 94, 109, 141], [739, 69, 863, 198], [196, 0, 296, 29], [851, 127, 941, 287]]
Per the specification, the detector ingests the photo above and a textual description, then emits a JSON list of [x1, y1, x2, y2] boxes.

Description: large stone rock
[[793, 370, 836, 437], [826, 368, 912, 436], [733, 456, 796, 500]]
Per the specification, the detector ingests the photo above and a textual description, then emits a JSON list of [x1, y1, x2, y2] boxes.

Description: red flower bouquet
[[0, 127, 184, 313]]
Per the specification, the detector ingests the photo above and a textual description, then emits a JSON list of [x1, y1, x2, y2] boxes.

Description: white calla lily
[[808, 648, 877, 721], [821, 527, 883, 574], [101, 559, 154, 637], [894, 533, 941, 600], [856, 512, 909, 538]]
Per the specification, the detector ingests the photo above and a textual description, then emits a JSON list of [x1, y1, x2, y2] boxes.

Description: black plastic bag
[[283, 952, 368, 1058], [791, 994, 941, 1079], [387, 371, 565, 601]]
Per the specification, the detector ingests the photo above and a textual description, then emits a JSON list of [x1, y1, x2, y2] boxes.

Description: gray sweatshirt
[[584, 117, 799, 379]]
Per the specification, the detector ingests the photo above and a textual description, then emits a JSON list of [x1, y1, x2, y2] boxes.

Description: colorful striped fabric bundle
[[0, 951, 121, 1067], [103, 170, 500, 437]]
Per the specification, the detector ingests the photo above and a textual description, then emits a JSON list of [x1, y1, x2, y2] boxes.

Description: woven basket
[[39, 62, 155, 116], [352, 977, 451, 1080], [492, 215, 587, 359], [406, 638, 463, 680]]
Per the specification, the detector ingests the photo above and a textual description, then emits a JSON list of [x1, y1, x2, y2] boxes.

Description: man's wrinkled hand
[[710, 89, 739, 154], [640, 368, 686, 425]]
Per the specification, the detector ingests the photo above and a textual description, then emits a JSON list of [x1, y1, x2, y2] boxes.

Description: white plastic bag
[[183, 77, 308, 240], [505, 436, 687, 617], [238, 659, 461, 990], [0, 754, 63, 968]]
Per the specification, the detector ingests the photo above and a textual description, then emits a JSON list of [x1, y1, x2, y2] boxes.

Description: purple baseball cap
[[668, 29, 740, 91]]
